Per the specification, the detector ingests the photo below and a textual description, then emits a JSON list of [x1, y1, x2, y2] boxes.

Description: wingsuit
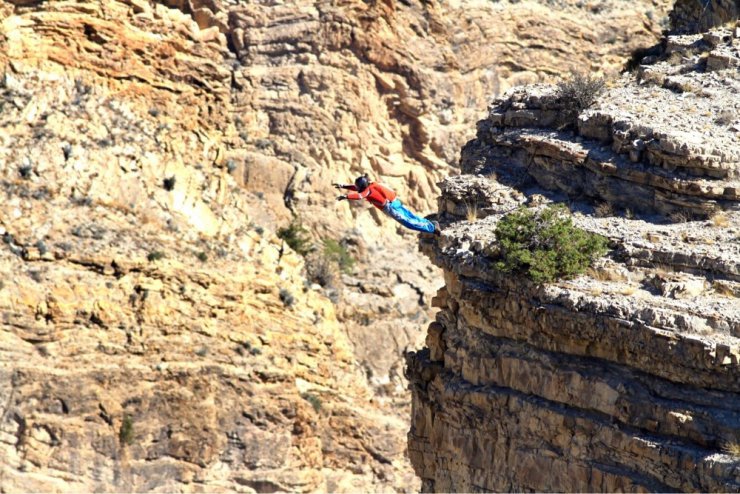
[[334, 175, 440, 235]]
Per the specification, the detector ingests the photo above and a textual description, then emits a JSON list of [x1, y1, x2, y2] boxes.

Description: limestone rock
[[408, 23, 740, 493], [0, 0, 673, 490]]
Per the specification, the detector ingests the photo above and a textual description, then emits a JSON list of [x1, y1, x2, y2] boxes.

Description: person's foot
[[433, 221, 441, 236]]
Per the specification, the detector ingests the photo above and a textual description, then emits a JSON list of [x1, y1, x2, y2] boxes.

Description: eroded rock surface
[[0, 0, 672, 491], [407, 22, 740, 493]]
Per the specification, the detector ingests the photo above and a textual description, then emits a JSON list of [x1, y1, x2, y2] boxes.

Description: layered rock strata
[[0, 0, 672, 490], [407, 23, 740, 493]]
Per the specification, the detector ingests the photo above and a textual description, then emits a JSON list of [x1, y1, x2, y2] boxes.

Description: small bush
[[594, 202, 614, 218], [119, 415, 134, 446], [722, 442, 740, 457], [710, 212, 730, 228], [163, 176, 176, 191], [35, 240, 47, 255], [255, 138, 272, 150], [301, 393, 322, 413], [62, 143, 73, 161], [307, 254, 337, 288], [194, 346, 208, 357], [557, 73, 606, 113], [669, 210, 693, 223], [196, 251, 208, 263], [465, 201, 478, 222], [19, 165, 33, 179], [277, 221, 311, 256], [226, 159, 237, 173], [323, 238, 355, 274], [147, 250, 165, 262], [493, 205, 609, 284], [714, 109, 736, 126], [279, 288, 295, 308]]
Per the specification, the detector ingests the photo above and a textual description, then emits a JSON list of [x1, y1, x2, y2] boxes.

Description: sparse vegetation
[[594, 202, 614, 218], [196, 251, 208, 263], [147, 250, 165, 262], [715, 109, 737, 126], [277, 221, 311, 256], [163, 176, 176, 191], [279, 288, 295, 308], [721, 442, 740, 457], [301, 393, 322, 413], [19, 165, 33, 179], [308, 255, 337, 288], [556, 73, 606, 113], [226, 159, 237, 173], [28, 270, 44, 283], [493, 205, 609, 284], [712, 280, 739, 298], [322, 238, 355, 274], [669, 209, 694, 223], [255, 138, 273, 150], [620, 285, 638, 296], [586, 265, 629, 282], [710, 212, 730, 228], [195, 346, 208, 357], [119, 415, 134, 446], [465, 201, 479, 222], [35, 240, 47, 256]]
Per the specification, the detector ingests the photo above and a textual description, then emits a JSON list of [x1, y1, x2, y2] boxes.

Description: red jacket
[[344, 182, 397, 209]]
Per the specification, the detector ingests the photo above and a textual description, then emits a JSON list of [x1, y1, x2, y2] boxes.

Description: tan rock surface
[[408, 21, 740, 493], [0, 0, 672, 491]]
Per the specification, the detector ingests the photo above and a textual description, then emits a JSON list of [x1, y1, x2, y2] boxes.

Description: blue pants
[[383, 199, 435, 234]]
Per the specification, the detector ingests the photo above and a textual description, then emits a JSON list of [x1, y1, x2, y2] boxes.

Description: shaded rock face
[[0, 0, 672, 491], [407, 22, 740, 494], [671, 0, 740, 33]]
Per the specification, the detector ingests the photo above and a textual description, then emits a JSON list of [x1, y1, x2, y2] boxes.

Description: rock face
[[671, 0, 739, 33], [407, 22, 740, 493], [0, 0, 673, 491]]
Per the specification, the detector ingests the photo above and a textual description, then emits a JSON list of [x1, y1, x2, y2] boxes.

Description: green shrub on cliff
[[494, 205, 609, 283], [322, 238, 355, 274], [557, 73, 605, 113], [277, 220, 311, 256]]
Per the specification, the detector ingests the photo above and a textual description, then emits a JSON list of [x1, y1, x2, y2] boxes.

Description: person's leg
[[385, 200, 436, 234]]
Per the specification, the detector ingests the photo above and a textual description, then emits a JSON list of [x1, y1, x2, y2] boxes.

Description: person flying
[[334, 174, 440, 235]]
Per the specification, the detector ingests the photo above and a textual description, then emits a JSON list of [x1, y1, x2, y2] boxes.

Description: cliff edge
[[407, 21, 740, 492]]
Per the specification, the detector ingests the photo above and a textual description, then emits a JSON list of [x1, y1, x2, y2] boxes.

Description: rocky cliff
[[407, 21, 740, 492], [0, 0, 673, 491]]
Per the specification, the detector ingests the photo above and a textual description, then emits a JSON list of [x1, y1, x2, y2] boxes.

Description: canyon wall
[[407, 21, 740, 492], [0, 0, 672, 491]]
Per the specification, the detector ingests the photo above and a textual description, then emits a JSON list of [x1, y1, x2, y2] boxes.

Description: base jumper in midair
[[334, 174, 441, 235]]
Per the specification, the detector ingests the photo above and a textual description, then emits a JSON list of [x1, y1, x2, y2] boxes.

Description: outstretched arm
[[346, 189, 370, 201], [332, 183, 357, 191], [337, 189, 370, 202]]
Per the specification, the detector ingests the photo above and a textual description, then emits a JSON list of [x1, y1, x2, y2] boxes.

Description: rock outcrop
[[671, 0, 739, 33], [0, 0, 674, 491], [407, 21, 740, 493]]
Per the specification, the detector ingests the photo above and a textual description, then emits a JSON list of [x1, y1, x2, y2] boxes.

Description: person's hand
[[336, 195, 347, 201], [332, 183, 343, 190]]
